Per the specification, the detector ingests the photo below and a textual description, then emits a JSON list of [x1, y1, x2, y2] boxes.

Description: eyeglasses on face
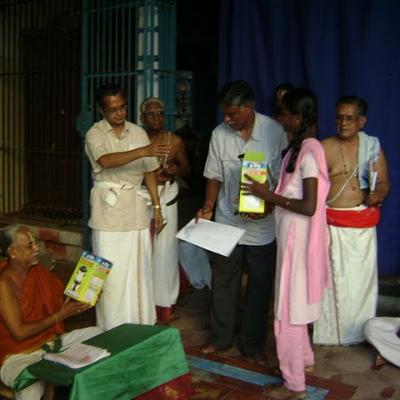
[[105, 103, 128, 114], [144, 110, 164, 118], [335, 114, 361, 123]]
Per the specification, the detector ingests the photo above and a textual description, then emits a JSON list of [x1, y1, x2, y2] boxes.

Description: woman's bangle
[[153, 204, 161, 209]]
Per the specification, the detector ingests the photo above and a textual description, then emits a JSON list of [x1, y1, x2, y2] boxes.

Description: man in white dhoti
[[364, 317, 400, 367], [140, 97, 190, 323], [313, 96, 390, 345], [85, 84, 169, 330]]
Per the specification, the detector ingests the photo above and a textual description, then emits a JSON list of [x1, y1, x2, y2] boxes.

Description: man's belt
[[93, 181, 136, 190], [93, 181, 137, 207], [158, 178, 175, 186], [327, 206, 381, 228], [161, 178, 178, 206], [166, 194, 179, 207]]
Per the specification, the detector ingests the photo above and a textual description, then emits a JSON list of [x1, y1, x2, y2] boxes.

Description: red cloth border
[[156, 265, 191, 323], [156, 305, 177, 324], [327, 206, 381, 228]]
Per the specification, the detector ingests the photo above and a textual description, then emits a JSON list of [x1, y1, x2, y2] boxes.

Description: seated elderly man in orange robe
[[0, 225, 101, 400]]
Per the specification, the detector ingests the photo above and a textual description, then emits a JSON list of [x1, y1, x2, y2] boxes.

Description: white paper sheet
[[176, 218, 245, 257], [43, 343, 110, 369]]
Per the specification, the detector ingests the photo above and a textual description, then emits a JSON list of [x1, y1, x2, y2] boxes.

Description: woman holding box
[[242, 88, 331, 399]]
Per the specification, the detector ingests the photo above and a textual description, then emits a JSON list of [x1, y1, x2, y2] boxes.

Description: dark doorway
[[176, 0, 219, 193], [23, 21, 82, 222]]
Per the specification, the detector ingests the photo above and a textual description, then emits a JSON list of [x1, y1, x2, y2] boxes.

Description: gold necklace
[[338, 141, 348, 175], [338, 139, 358, 191]]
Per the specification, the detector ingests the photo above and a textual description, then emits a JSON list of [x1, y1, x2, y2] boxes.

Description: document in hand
[[368, 160, 378, 192], [176, 218, 245, 257], [43, 343, 110, 369]]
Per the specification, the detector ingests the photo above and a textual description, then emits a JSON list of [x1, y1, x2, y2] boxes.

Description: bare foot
[[305, 365, 315, 374], [248, 352, 268, 366], [200, 343, 216, 354], [263, 383, 306, 399], [372, 353, 389, 370]]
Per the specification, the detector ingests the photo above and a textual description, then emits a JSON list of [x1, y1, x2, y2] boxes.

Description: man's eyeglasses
[[105, 103, 128, 115], [144, 110, 164, 118], [335, 114, 361, 124]]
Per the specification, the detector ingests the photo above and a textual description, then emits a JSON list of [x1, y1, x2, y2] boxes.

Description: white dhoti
[[0, 327, 102, 400], [92, 229, 156, 330], [364, 317, 400, 367], [152, 181, 180, 308], [313, 224, 378, 345]]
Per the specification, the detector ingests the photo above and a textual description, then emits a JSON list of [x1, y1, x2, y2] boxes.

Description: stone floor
[[49, 192, 400, 399], [170, 193, 400, 400], [170, 287, 400, 400], [60, 282, 399, 400]]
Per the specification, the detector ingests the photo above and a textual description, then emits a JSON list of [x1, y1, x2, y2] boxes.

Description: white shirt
[[204, 111, 287, 245], [85, 119, 159, 231]]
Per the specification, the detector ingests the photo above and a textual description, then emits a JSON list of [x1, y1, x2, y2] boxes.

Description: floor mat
[[186, 349, 357, 400]]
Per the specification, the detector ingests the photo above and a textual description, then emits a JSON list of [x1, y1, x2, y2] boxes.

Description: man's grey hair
[[335, 96, 368, 116], [217, 80, 255, 108], [140, 97, 165, 114], [0, 224, 25, 257]]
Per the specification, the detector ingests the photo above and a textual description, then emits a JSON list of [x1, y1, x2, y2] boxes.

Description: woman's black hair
[[282, 88, 317, 173], [274, 82, 295, 101]]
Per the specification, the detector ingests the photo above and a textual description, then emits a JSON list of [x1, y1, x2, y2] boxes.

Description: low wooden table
[[14, 324, 190, 400]]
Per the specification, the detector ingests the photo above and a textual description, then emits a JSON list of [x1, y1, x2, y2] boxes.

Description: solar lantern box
[[238, 151, 268, 214]]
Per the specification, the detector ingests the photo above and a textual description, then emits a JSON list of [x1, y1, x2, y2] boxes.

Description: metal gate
[[77, 0, 176, 247], [0, 0, 82, 225], [0, 0, 176, 236]]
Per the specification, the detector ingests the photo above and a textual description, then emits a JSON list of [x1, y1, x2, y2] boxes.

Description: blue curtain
[[219, 0, 400, 276]]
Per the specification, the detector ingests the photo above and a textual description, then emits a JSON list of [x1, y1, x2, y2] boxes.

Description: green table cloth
[[15, 324, 189, 400]]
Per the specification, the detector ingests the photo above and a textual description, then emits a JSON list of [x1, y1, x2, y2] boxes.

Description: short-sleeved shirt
[[85, 119, 159, 231], [203, 111, 287, 245]]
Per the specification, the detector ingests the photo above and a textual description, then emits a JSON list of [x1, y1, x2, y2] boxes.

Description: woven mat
[[186, 348, 357, 400]]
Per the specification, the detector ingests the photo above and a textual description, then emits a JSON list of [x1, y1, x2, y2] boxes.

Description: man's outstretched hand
[[195, 206, 213, 223]]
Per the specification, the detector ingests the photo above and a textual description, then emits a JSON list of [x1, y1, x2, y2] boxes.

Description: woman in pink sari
[[242, 88, 331, 399]]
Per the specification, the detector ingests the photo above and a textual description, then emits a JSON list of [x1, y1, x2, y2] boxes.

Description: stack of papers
[[43, 343, 110, 369]]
